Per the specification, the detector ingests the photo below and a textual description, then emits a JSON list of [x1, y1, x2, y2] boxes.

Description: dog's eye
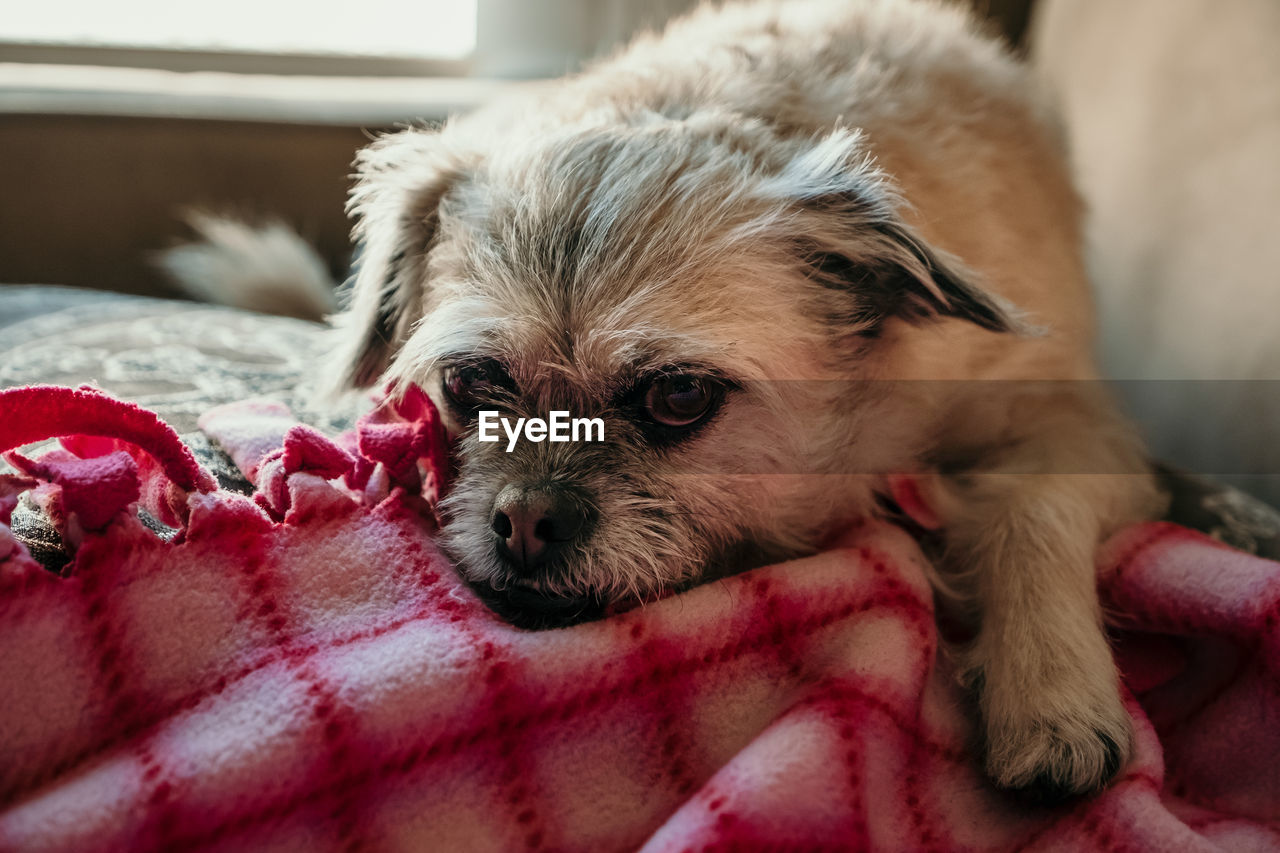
[[443, 360, 509, 411], [642, 374, 720, 427]]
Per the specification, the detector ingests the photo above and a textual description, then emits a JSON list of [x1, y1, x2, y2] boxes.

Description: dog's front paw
[[984, 709, 1130, 803], [970, 653, 1133, 803]]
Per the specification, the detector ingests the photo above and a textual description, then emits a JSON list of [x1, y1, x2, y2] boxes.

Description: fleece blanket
[[0, 385, 1277, 852]]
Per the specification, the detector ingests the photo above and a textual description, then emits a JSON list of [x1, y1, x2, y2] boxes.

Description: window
[[1, 0, 477, 64], [0, 1, 692, 124]]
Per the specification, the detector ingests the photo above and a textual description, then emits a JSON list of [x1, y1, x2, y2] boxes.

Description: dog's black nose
[[491, 488, 588, 573]]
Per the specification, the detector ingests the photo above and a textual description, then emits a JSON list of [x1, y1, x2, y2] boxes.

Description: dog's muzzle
[[470, 483, 600, 628], [489, 484, 593, 574]]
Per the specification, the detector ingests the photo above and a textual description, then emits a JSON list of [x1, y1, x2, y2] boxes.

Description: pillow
[[0, 284, 362, 434]]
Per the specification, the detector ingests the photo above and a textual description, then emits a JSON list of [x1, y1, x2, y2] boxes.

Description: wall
[[0, 115, 376, 297]]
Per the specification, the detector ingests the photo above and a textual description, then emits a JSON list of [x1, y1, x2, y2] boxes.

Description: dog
[[170, 0, 1165, 803]]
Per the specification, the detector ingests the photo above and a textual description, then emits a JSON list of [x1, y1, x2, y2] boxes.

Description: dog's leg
[[936, 395, 1163, 800]]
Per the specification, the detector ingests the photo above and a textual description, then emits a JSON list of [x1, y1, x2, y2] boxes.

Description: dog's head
[[333, 110, 1020, 626]]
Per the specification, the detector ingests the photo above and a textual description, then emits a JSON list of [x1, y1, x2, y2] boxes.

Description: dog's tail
[[155, 213, 337, 322]]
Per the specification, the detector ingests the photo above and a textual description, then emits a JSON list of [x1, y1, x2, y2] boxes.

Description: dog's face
[[334, 111, 1017, 626]]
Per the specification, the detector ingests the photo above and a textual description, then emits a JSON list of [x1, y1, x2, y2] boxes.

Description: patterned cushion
[[0, 284, 362, 434]]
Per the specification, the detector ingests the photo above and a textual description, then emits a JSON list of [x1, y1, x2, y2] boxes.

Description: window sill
[[0, 62, 514, 125]]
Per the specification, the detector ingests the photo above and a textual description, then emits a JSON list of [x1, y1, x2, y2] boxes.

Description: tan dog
[[174, 0, 1165, 801]]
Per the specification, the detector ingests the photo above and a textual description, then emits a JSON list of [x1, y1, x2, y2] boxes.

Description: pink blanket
[[0, 385, 1277, 852]]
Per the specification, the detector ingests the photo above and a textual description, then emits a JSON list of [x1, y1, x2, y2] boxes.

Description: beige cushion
[[1032, 0, 1280, 380], [1032, 0, 1280, 505]]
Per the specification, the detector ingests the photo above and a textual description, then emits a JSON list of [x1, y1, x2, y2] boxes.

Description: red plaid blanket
[[1, 385, 1277, 852]]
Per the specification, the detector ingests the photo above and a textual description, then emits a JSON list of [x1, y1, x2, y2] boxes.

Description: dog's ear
[[764, 128, 1026, 335], [796, 219, 1024, 335], [331, 128, 471, 390]]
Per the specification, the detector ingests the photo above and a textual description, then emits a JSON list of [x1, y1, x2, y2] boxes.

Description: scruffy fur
[[186, 0, 1167, 801]]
